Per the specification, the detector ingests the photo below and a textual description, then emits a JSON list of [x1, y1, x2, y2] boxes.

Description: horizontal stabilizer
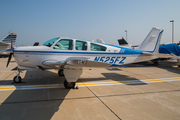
[[142, 52, 179, 59]]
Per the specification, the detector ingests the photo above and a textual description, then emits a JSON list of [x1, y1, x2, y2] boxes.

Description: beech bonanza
[[6, 27, 176, 89]]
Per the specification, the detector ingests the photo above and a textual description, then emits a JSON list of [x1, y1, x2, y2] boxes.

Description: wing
[[42, 57, 89, 67], [42, 57, 110, 84], [42, 57, 111, 68]]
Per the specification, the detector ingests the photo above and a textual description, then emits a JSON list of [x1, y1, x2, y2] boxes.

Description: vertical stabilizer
[[137, 27, 163, 53], [0, 32, 17, 55], [0, 32, 17, 44]]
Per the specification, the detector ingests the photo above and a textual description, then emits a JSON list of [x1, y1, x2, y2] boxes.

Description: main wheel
[[58, 69, 64, 76], [151, 59, 159, 65], [64, 79, 75, 89], [13, 76, 22, 83]]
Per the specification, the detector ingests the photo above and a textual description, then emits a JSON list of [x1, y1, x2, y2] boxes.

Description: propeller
[[6, 37, 14, 67]]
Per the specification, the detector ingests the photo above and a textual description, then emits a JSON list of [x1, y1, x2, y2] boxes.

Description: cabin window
[[76, 40, 87, 50], [53, 39, 73, 50], [90, 43, 107, 51], [43, 37, 60, 47]]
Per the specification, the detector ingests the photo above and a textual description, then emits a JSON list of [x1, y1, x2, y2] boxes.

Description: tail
[[0, 32, 17, 44], [137, 27, 163, 53], [0, 32, 17, 55], [117, 38, 131, 48]]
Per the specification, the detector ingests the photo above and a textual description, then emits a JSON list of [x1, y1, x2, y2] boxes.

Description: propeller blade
[[6, 53, 13, 67], [11, 40, 13, 48], [6, 36, 14, 67]]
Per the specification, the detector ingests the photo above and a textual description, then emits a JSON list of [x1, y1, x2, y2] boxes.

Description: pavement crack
[[1, 89, 180, 107], [0, 72, 14, 83], [80, 80, 122, 120], [165, 82, 180, 87]]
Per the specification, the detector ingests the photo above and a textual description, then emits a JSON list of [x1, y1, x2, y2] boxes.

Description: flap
[[42, 60, 64, 65], [42, 57, 89, 66]]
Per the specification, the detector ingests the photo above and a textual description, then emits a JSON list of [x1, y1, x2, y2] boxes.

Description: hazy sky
[[0, 0, 179, 46]]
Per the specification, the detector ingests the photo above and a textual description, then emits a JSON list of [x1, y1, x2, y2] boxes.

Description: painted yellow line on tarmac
[[0, 77, 180, 91], [77, 77, 180, 86]]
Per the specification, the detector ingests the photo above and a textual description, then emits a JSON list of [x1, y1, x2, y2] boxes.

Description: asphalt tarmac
[[0, 58, 180, 120]]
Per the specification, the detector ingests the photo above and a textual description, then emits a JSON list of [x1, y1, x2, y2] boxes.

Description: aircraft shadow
[[101, 73, 147, 85], [126, 60, 180, 75], [0, 70, 71, 120], [157, 66, 180, 75], [0, 55, 9, 58], [78, 73, 146, 85]]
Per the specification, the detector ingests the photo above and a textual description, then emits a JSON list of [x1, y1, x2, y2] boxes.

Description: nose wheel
[[13, 69, 22, 83], [13, 76, 22, 83]]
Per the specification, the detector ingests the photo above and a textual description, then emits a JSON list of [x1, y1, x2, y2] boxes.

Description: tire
[[13, 76, 22, 83], [58, 69, 64, 76], [151, 60, 159, 65], [64, 79, 75, 89]]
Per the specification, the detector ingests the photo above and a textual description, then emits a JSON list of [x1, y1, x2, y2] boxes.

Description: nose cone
[[6, 48, 14, 53]]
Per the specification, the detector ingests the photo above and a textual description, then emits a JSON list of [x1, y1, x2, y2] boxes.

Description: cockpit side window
[[90, 43, 107, 51], [43, 37, 60, 47], [53, 39, 73, 50], [76, 40, 87, 50]]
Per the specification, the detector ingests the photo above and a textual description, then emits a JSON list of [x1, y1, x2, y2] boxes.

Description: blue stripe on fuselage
[[14, 50, 142, 55]]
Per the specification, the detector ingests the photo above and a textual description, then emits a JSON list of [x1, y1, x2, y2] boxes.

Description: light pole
[[170, 20, 174, 44], [125, 30, 127, 41]]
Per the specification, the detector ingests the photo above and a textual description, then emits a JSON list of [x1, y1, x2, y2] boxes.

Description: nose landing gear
[[13, 76, 22, 83], [13, 69, 22, 83]]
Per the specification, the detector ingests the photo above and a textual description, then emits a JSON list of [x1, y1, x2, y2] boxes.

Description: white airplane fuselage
[[13, 40, 155, 70]]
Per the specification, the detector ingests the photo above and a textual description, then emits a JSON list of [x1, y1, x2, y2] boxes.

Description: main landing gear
[[59, 69, 76, 89], [60, 66, 82, 89], [58, 69, 64, 76], [64, 79, 76, 89], [13, 69, 22, 83]]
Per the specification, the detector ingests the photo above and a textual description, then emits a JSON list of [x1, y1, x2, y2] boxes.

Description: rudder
[[137, 27, 163, 53]]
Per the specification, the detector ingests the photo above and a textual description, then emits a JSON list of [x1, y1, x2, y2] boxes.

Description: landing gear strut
[[13, 69, 22, 83], [64, 79, 76, 89]]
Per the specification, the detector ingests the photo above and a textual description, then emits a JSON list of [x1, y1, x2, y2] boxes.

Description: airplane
[[117, 37, 139, 49], [0, 32, 17, 55], [6, 27, 177, 89]]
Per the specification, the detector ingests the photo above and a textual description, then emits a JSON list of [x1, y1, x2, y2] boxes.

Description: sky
[[0, 0, 180, 46]]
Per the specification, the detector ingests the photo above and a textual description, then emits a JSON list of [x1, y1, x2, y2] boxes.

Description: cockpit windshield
[[42, 37, 60, 47]]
